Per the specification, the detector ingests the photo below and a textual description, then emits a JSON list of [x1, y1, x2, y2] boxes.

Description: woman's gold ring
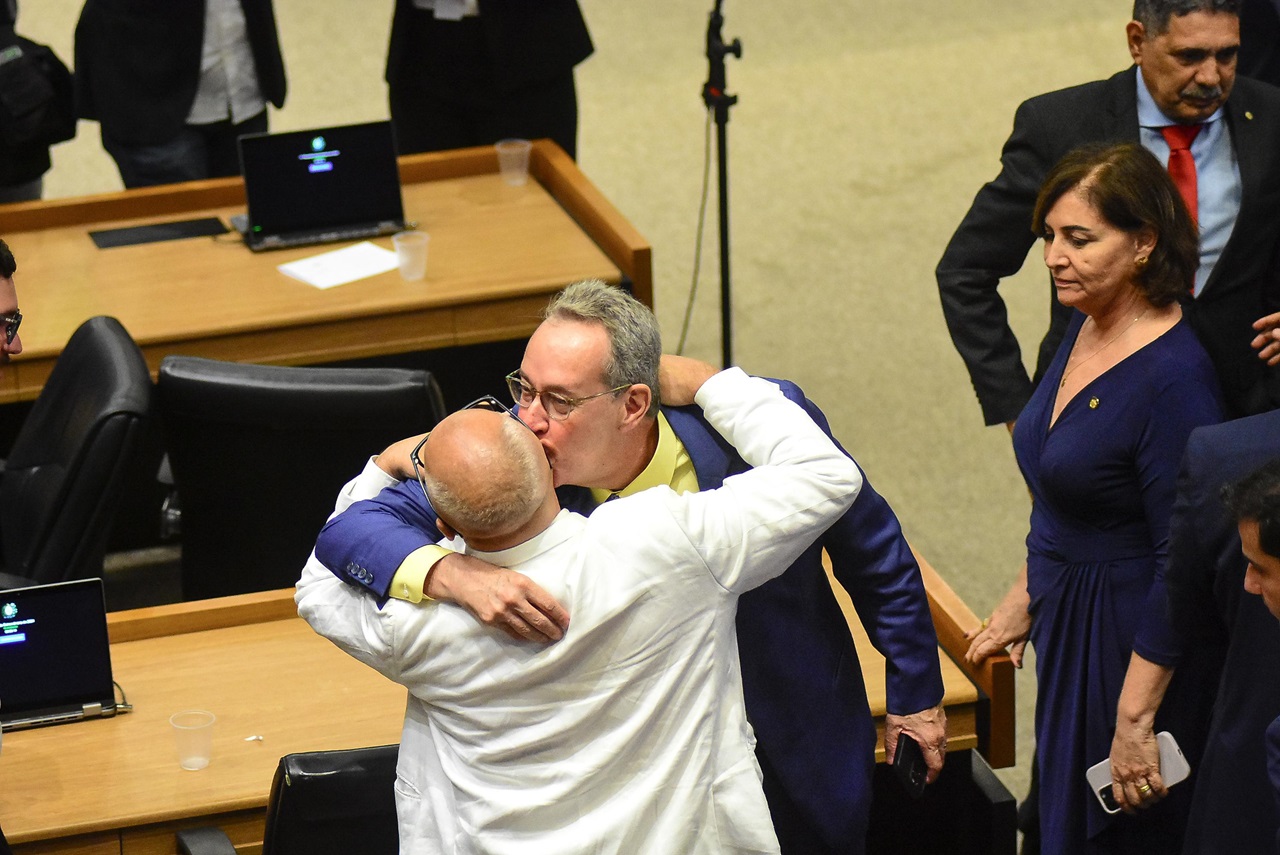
[[980, 618, 989, 630], [1137, 783, 1152, 794]]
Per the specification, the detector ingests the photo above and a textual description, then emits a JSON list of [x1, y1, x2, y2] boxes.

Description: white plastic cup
[[392, 231, 430, 281], [170, 710, 216, 771], [495, 139, 533, 186]]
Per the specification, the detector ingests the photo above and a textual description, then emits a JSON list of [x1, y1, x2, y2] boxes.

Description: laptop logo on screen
[[2, 598, 29, 646], [302, 135, 337, 174]]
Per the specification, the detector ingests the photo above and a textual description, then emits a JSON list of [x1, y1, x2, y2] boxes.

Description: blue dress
[[1012, 312, 1224, 854]]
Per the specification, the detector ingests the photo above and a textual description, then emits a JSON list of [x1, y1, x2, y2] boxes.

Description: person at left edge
[[73, 0, 286, 189], [0, 1, 76, 203], [0, 238, 24, 366], [0, 239, 18, 855]]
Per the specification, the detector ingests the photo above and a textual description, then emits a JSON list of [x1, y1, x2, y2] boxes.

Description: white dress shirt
[[297, 369, 862, 854], [187, 0, 265, 125]]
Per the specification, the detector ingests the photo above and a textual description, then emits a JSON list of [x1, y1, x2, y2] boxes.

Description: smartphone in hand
[[1086, 731, 1191, 814], [893, 734, 928, 799]]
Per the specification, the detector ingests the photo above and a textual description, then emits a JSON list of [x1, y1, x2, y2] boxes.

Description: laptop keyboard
[[250, 221, 403, 252]]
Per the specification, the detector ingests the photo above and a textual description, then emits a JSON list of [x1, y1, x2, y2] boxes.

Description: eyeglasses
[[504, 371, 629, 421], [1, 310, 21, 346], [411, 395, 531, 506]]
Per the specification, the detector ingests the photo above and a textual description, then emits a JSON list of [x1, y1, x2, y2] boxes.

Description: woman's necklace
[[1059, 307, 1150, 389]]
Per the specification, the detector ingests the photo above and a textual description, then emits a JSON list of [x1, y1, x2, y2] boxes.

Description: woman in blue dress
[[966, 142, 1223, 854]]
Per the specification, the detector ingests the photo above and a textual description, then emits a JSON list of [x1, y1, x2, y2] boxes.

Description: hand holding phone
[[1086, 731, 1190, 814], [893, 734, 928, 799]]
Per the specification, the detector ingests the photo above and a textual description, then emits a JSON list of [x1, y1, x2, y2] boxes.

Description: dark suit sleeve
[[936, 95, 1064, 427], [315, 480, 445, 600], [1132, 374, 1227, 666], [785, 386, 945, 714], [1156, 427, 1233, 663]]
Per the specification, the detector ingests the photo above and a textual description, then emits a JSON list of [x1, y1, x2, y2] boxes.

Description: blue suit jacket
[[1162, 410, 1280, 855], [317, 380, 944, 852]]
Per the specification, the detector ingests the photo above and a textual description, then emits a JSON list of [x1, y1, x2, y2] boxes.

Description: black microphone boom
[[701, 0, 741, 368]]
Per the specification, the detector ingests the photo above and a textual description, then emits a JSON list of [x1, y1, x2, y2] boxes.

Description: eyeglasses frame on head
[[504, 371, 630, 421], [1, 310, 21, 346], [411, 395, 532, 507]]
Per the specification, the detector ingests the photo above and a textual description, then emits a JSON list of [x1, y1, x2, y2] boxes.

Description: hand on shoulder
[[658, 355, 719, 406]]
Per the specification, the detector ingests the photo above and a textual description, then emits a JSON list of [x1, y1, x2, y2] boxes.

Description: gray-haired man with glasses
[[0, 239, 25, 366]]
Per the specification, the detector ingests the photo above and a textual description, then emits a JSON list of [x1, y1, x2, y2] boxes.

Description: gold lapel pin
[[1089, 397, 1100, 409]]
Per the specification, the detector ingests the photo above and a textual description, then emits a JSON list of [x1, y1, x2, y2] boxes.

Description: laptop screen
[[0, 579, 114, 724], [238, 120, 405, 245]]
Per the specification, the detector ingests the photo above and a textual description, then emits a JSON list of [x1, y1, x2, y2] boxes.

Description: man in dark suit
[[1102, 411, 1280, 853], [311, 280, 947, 854], [73, 0, 287, 188], [385, 0, 592, 158], [1219, 454, 1280, 853], [938, 0, 1280, 426]]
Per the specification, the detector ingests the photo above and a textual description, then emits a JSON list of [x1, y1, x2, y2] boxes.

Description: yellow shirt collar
[[590, 412, 698, 503]]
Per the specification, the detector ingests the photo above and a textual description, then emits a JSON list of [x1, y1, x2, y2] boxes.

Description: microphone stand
[[701, 0, 741, 367]]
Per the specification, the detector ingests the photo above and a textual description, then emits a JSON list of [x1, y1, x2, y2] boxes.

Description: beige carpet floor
[[18, 0, 1146, 800]]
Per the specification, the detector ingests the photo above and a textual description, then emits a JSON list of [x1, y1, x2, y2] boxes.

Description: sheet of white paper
[[277, 242, 400, 290]]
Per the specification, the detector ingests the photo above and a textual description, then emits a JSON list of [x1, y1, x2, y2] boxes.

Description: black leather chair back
[[261, 745, 400, 855], [0, 316, 152, 588], [156, 357, 445, 600]]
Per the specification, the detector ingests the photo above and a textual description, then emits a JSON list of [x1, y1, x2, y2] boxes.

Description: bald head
[[420, 409, 554, 545]]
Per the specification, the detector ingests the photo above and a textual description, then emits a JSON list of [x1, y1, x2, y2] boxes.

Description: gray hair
[[422, 418, 546, 539], [1132, 0, 1240, 34], [543, 279, 662, 416]]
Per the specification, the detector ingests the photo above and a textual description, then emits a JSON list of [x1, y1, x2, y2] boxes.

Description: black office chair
[[176, 744, 400, 855], [155, 357, 446, 600], [0, 316, 153, 590]]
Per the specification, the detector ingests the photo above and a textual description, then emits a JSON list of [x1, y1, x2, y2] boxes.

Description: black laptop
[[236, 120, 407, 252], [0, 578, 123, 731]]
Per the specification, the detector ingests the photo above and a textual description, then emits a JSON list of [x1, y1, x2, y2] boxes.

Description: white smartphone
[[1086, 731, 1190, 814]]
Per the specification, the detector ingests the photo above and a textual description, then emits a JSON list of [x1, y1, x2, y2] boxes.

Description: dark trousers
[[758, 744, 865, 855], [103, 110, 268, 189]]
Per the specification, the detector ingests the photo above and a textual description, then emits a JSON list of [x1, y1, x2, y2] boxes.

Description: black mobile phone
[[893, 735, 928, 799]]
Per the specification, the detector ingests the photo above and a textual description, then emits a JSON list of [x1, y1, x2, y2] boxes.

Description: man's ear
[[436, 516, 458, 541], [619, 384, 653, 426], [1126, 20, 1146, 65]]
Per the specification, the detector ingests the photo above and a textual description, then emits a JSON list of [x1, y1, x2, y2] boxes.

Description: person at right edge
[[937, 0, 1280, 427], [964, 143, 1225, 854]]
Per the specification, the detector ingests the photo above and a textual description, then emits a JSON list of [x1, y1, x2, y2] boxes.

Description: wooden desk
[[1, 565, 1011, 855], [2, 592, 403, 855], [0, 142, 651, 404], [837, 549, 1015, 769]]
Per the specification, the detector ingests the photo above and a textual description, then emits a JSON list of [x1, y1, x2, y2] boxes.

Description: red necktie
[[1160, 124, 1203, 224]]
